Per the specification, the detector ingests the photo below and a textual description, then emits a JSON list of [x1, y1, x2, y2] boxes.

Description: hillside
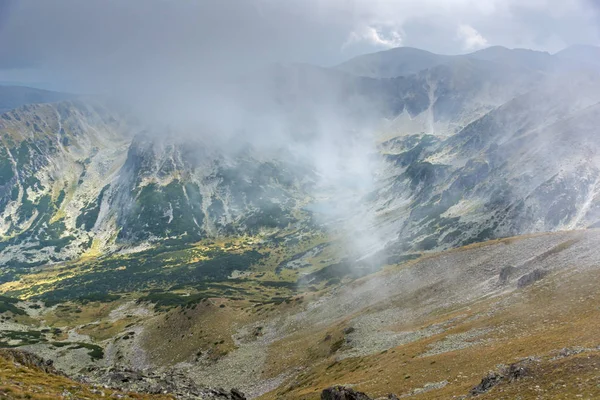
[[258, 229, 600, 399], [1, 230, 599, 398]]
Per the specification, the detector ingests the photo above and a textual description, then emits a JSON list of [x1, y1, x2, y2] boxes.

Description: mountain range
[[0, 44, 600, 399], [0, 45, 599, 270]]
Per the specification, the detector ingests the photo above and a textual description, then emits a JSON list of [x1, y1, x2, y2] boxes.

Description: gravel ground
[[185, 319, 287, 397], [399, 380, 449, 398], [339, 308, 454, 359], [419, 327, 494, 357], [21, 343, 95, 375]]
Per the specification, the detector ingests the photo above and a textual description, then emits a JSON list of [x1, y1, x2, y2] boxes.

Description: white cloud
[[343, 24, 403, 49], [456, 24, 489, 50]]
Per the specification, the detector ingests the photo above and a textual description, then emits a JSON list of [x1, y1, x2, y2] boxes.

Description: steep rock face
[[0, 101, 133, 272], [105, 133, 309, 244], [0, 348, 62, 375], [375, 73, 600, 255], [0, 102, 312, 274]]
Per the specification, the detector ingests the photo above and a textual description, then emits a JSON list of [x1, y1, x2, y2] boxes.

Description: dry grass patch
[[259, 266, 600, 399], [43, 301, 119, 328], [141, 298, 258, 366], [77, 317, 135, 341]]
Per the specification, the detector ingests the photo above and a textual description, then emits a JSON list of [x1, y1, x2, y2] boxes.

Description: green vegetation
[[207, 195, 226, 229], [0, 147, 14, 186], [0, 330, 44, 347], [242, 202, 293, 233], [299, 261, 379, 286], [10, 185, 19, 201], [137, 292, 205, 311], [76, 185, 109, 231], [50, 341, 104, 360], [117, 180, 205, 243], [0, 295, 24, 315], [38, 220, 75, 251], [415, 235, 439, 251], [70, 342, 104, 360], [33, 245, 266, 302], [15, 141, 30, 169], [76, 292, 121, 304], [55, 189, 66, 207]]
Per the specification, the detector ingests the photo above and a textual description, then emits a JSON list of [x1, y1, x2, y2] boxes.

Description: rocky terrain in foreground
[[0, 348, 248, 399], [1, 229, 600, 399]]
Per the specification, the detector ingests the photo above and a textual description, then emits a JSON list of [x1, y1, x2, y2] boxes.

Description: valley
[[0, 43, 600, 399]]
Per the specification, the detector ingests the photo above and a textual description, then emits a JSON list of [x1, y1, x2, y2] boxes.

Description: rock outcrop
[[321, 386, 373, 400], [517, 269, 548, 288], [0, 348, 62, 376], [470, 361, 531, 395], [80, 366, 246, 400]]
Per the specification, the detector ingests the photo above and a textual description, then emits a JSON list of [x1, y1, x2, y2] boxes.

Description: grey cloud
[[0, 0, 598, 94], [0, 1, 355, 91]]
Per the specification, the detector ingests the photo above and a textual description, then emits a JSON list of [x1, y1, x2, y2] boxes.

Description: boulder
[[321, 385, 372, 400]]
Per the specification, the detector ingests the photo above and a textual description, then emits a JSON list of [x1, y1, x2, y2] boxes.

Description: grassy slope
[[258, 234, 600, 399]]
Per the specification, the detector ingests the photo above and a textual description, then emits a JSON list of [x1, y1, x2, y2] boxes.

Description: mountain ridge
[[0, 85, 75, 114], [0, 46, 599, 270]]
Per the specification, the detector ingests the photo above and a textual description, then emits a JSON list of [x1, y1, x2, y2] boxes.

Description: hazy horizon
[[0, 42, 596, 94], [0, 0, 599, 94]]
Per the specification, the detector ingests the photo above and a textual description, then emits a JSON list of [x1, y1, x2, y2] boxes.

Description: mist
[[1, 0, 600, 264]]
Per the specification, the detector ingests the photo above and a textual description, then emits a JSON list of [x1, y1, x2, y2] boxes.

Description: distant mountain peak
[[555, 44, 600, 65], [335, 46, 451, 78]]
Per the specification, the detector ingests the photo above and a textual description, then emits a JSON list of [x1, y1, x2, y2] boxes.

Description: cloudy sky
[[0, 0, 598, 92]]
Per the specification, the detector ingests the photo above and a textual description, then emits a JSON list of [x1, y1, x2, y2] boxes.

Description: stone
[[321, 385, 373, 400]]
